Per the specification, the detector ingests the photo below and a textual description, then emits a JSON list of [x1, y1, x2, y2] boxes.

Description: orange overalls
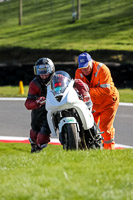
[[75, 61, 119, 149]]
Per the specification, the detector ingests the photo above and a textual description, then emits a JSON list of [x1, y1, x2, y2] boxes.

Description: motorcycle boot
[[35, 143, 48, 153], [29, 129, 38, 153], [29, 137, 37, 153]]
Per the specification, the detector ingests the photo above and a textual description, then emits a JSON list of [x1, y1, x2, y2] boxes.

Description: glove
[[36, 97, 46, 106], [83, 92, 90, 102]]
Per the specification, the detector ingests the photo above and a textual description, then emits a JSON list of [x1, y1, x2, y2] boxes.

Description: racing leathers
[[25, 76, 50, 152], [75, 60, 119, 149]]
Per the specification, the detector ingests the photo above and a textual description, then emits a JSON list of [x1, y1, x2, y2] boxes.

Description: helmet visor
[[34, 64, 52, 75]]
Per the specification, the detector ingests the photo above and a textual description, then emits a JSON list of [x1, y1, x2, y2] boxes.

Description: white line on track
[[0, 98, 133, 106], [115, 143, 133, 149], [0, 136, 60, 144], [119, 102, 133, 106], [0, 97, 26, 101]]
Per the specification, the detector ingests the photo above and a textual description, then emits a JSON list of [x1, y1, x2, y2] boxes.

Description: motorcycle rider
[[25, 57, 55, 153], [25, 57, 91, 153], [75, 52, 119, 149]]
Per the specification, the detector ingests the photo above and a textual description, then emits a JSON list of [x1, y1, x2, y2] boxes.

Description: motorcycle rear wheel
[[63, 124, 78, 150]]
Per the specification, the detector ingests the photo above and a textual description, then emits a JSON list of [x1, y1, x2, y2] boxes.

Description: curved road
[[0, 98, 133, 146]]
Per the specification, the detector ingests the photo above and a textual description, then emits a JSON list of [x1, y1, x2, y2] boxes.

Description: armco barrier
[[0, 62, 133, 87]]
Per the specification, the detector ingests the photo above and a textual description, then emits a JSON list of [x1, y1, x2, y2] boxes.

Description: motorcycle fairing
[[46, 80, 94, 136]]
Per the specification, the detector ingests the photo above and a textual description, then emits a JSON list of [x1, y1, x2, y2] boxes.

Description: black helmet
[[34, 57, 55, 75], [34, 57, 55, 85]]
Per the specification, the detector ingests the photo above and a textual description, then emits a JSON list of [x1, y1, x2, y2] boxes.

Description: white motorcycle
[[46, 71, 103, 150]]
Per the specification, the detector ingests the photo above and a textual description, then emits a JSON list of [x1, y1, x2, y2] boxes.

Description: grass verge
[[0, 143, 133, 200], [0, 86, 133, 103]]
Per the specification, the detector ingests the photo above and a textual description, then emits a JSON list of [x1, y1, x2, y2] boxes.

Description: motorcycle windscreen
[[51, 74, 70, 95]]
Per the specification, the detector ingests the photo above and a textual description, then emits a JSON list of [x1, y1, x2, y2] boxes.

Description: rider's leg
[[36, 120, 51, 152], [29, 129, 38, 153]]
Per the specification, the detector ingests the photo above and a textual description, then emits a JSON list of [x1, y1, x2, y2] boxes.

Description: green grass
[[0, 85, 28, 98], [0, 86, 133, 103], [0, 142, 133, 200], [0, 0, 133, 100], [0, 0, 133, 53], [118, 88, 133, 103]]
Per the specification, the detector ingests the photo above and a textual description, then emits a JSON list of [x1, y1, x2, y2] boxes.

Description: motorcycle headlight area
[[54, 86, 62, 94], [53, 85, 65, 96]]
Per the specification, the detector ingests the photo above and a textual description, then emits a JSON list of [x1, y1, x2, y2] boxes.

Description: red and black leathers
[[25, 76, 50, 147]]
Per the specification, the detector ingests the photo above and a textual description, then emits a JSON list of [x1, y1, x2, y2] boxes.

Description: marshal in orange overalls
[[75, 60, 119, 149]]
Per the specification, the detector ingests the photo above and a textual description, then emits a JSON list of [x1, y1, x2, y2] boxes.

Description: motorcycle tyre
[[63, 124, 78, 150]]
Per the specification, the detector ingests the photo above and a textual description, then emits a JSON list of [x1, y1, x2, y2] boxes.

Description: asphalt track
[[0, 98, 133, 147]]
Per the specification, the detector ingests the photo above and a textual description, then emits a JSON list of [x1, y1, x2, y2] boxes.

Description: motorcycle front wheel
[[63, 124, 78, 150]]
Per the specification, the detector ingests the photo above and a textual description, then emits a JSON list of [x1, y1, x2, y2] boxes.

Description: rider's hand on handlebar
[[36, 97, 46, 106], [83, 93, 90, 102]]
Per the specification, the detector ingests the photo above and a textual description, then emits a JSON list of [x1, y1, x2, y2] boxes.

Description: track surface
[[0, 98, 133, 146]]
